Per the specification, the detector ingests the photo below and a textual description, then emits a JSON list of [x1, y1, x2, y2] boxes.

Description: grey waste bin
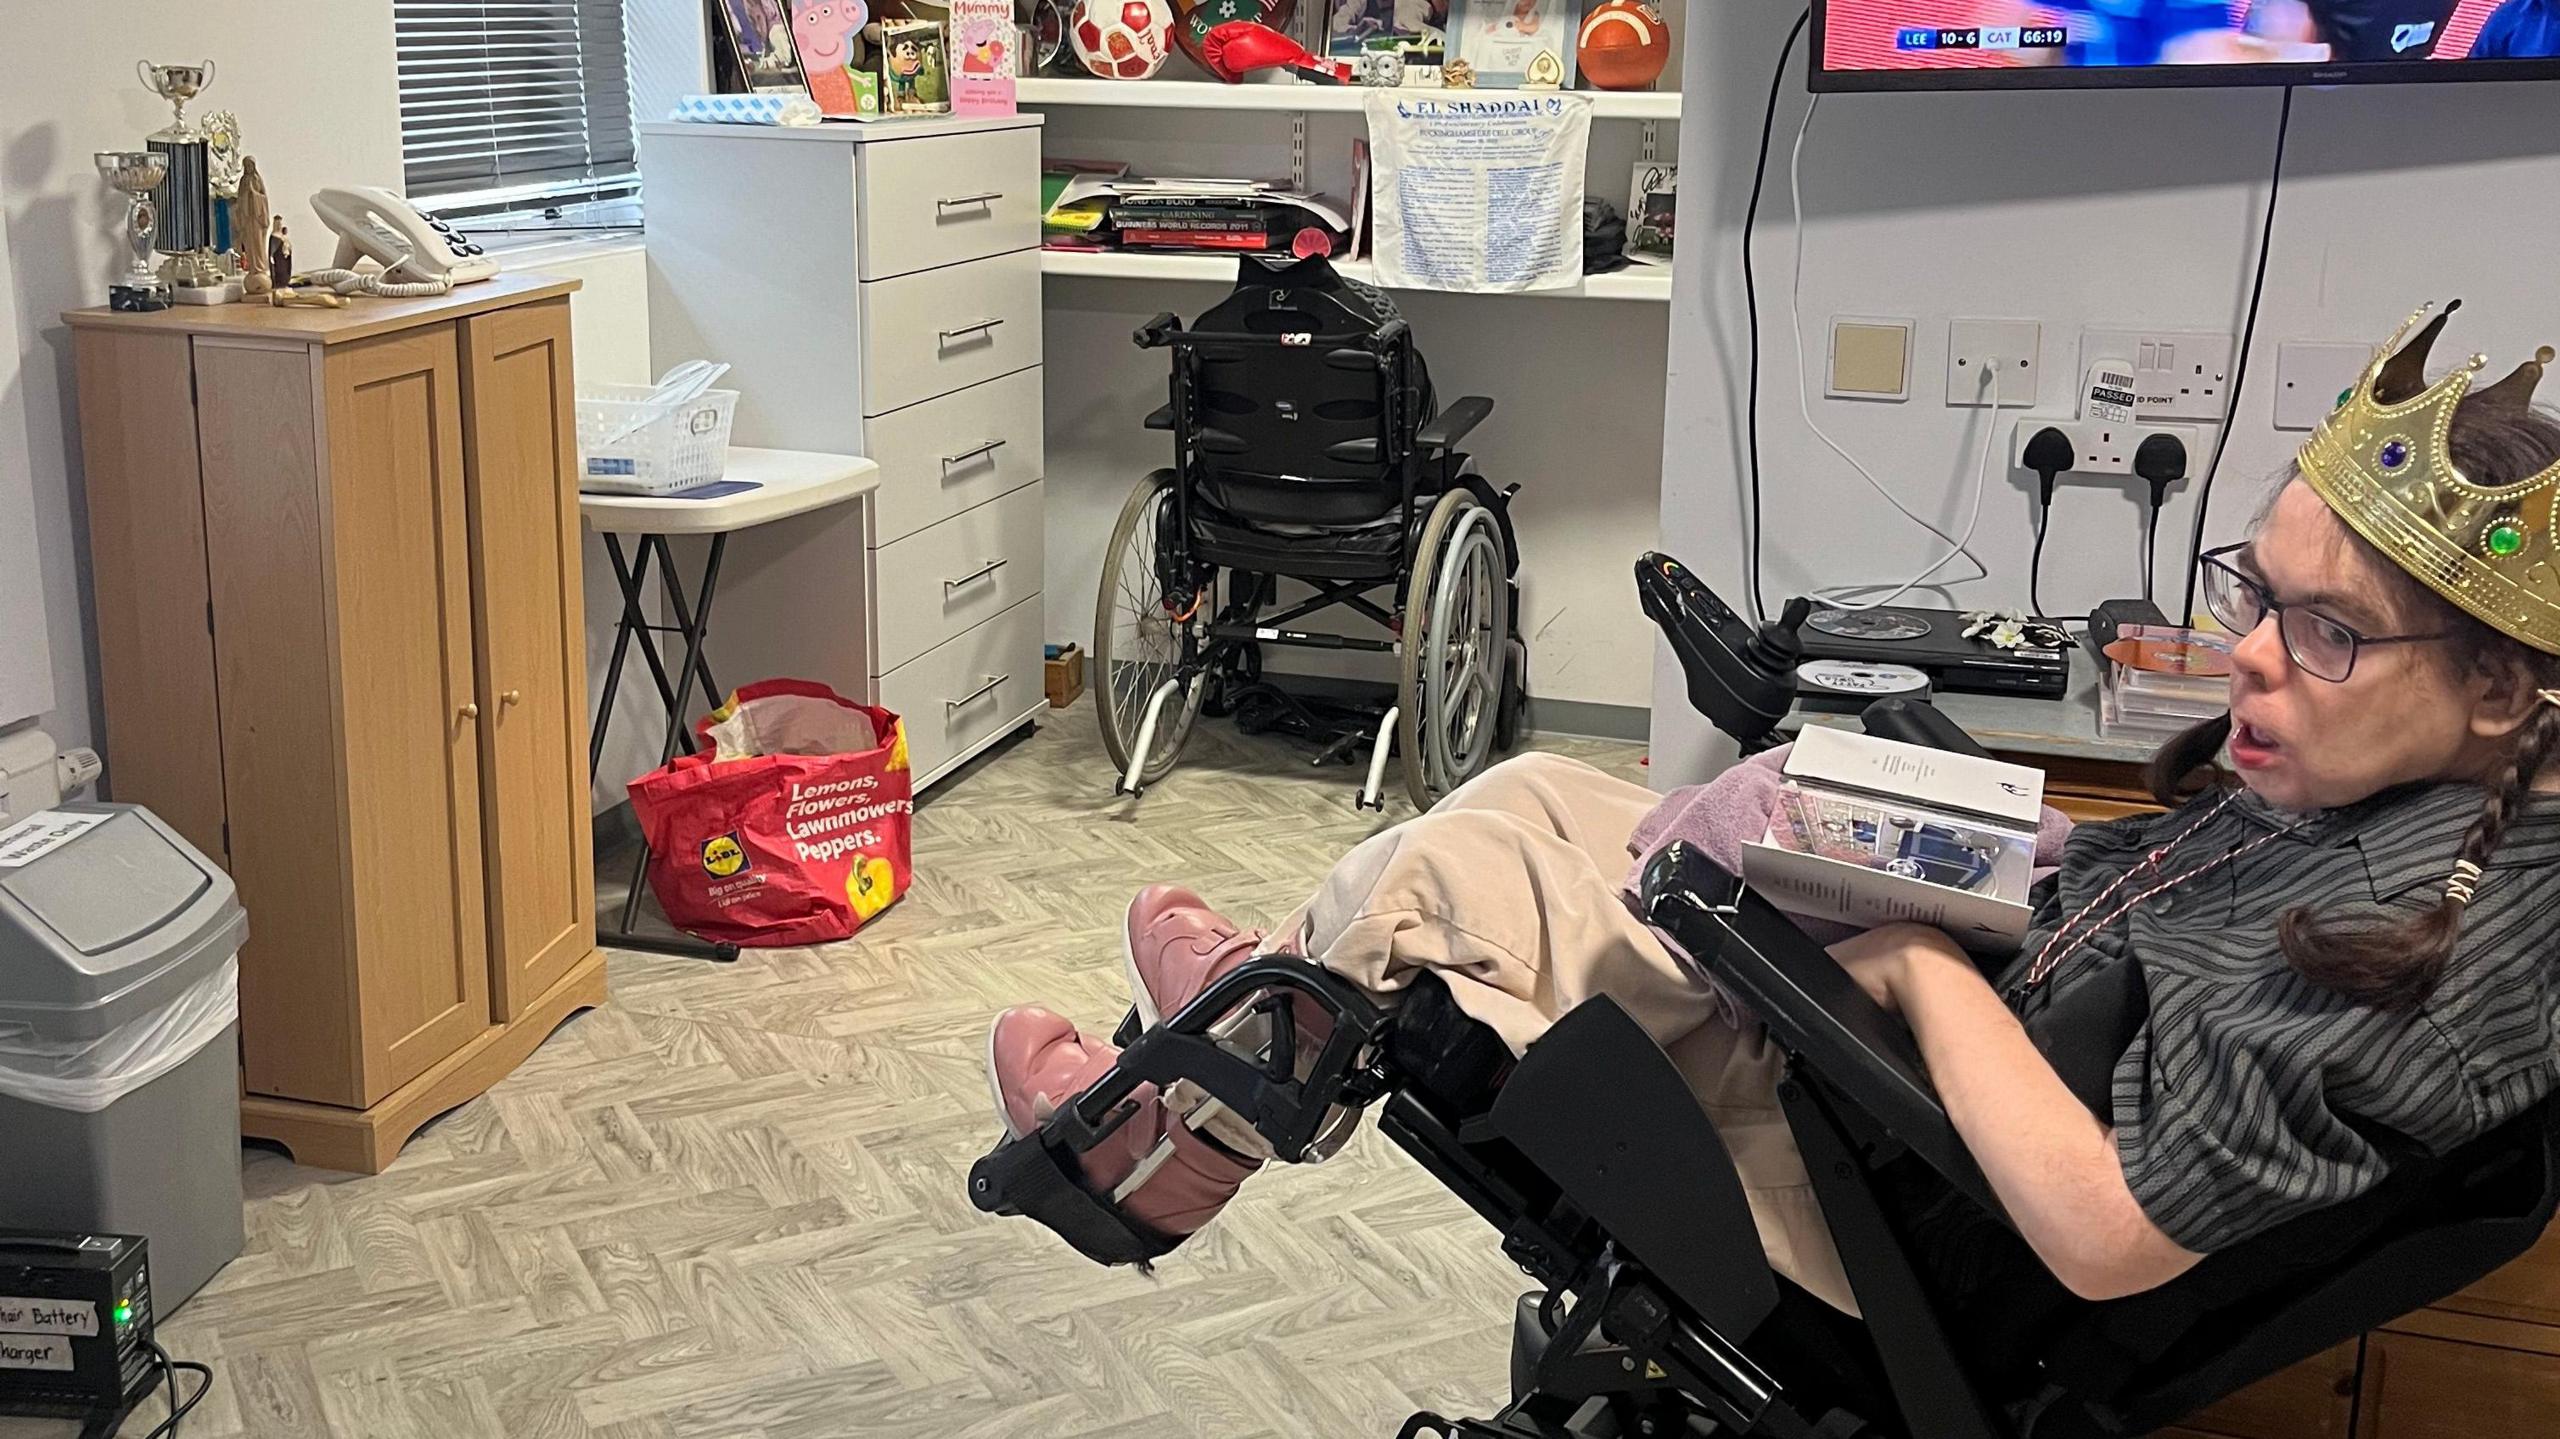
[[0, 804, 248, 1313]]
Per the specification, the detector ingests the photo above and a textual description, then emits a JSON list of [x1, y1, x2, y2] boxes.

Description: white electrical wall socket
[[2080, 329, 2237, 422], [2011, 417, 2205, 477], [2273, 341, 2372, 431], [1946, 318, 2042, 406]]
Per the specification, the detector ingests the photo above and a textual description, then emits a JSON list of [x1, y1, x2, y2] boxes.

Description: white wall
[[1652, 0, 2560, 784], [0, 4, 405, 760], [1037, 107, 1675, 714], [0, 174, 51, 730]]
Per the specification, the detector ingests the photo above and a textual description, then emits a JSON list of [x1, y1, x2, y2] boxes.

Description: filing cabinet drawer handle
[[942, 437, 1007, 469], [947, 673, 1008, 709], [937, 191, 1005, 210], [944, 557, 1009, 590], [940, 318, 1005, 343]]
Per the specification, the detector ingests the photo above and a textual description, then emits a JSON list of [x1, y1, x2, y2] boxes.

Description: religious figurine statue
[[235, 156, 271, 295]]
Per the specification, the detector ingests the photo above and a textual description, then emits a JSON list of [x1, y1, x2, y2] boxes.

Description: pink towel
[[1625, 743, 2077, 945]]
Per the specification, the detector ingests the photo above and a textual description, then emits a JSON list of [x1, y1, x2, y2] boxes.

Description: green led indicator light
[[112, 1301, 132, 1326]]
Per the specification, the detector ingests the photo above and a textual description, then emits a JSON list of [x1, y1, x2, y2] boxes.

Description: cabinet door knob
[[501, 689, 523, 707], [458, 702, 481, 721]]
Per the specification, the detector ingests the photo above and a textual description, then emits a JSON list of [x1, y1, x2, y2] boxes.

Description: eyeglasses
[[2197, 544, 2454, 683]]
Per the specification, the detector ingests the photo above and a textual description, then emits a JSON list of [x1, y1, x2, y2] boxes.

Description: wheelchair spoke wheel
[[1094, 472, 1209, 788], [1399, 490, 1510, 810]]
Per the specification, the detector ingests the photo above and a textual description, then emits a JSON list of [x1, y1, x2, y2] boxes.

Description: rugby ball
[[1575, 0, 1668, 90]]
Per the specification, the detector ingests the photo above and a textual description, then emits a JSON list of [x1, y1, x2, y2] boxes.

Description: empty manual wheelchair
[[1092, 254, 1529, 809]]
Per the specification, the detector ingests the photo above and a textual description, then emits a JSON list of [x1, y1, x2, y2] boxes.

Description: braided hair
[[2148, 399, 2560, 1012]]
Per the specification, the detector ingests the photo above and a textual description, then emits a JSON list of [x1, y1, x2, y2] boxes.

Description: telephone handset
[[309, 186, 499, 288]]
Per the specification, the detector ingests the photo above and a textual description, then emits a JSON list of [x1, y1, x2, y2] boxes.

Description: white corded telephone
[[309, 186, 500, 294]]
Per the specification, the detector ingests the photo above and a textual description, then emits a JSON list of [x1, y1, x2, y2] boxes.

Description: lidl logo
[[701, 833, 749, 878]]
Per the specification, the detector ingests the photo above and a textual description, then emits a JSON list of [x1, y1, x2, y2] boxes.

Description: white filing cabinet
[[642, 115, 1048, 790]]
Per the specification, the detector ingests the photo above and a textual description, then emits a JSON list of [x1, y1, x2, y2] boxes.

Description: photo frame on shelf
[[717, 0, 813, 92], [1327, 0, 1447, 58], [1626, 161, 1674, 263], [1447, 0, 1571, 86]]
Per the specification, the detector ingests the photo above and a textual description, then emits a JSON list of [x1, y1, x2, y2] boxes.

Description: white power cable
[[1786, 91, 2003, 612]]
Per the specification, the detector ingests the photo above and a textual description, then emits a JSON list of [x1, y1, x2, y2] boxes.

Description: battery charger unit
[[0, 1231, 157, 1438]]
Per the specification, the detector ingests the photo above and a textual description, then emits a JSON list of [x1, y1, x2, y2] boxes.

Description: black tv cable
[[1741, 8, 1811, 626], [2178, 83, 2294, 622]]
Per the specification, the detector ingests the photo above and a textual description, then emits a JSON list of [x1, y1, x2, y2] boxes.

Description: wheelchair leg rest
[[1360, 706, 1399, 810]]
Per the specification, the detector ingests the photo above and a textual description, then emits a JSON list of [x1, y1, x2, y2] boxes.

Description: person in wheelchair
[[977, 305, 2560, 1430]]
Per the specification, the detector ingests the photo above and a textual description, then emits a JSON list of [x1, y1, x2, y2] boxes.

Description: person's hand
[[1826, 923, 1970, 1013]]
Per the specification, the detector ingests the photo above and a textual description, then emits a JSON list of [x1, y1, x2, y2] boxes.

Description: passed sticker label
[[0, 1334, 72, 1371], [0, 1295, 97, 1336], [0, 810, 111, 869]]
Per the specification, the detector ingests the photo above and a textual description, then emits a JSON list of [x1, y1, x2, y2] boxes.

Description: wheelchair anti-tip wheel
[[1399, 488, 1511, 810], [1095, 472, 1211, 790]]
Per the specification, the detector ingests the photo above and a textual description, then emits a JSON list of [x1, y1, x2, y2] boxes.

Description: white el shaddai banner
[[1366, 91, 1591, 294]]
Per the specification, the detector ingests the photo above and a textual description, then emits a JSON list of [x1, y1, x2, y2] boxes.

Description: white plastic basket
[[577, 384, 739, 495]]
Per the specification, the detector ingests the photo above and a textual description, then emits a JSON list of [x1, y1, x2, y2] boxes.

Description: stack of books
[[2098, 625, 2232, 740], [1043, 174, 1354, 258]]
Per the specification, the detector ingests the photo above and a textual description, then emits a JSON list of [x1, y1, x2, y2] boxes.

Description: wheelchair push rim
[[1400, 489, 1510, 810], [1094, 473, 1210, 787]]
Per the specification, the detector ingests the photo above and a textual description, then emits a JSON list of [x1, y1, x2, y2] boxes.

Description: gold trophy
[[95, 151, 172, 311]]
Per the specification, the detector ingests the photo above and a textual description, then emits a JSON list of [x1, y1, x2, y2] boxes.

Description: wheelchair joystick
[[1635, 555, 1802, 750]]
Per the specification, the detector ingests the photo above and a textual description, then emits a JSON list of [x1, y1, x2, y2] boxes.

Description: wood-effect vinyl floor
[[64, 709, 1647, 1439]]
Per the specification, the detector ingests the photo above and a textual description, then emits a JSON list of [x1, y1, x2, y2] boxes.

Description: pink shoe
[[1122, 885, 1270, 1028], [985, 1006, 1257, 1238]]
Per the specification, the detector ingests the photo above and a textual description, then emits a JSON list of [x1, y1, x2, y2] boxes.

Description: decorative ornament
[[1575, 0, 1668, 90], [1072, 0, 1176, 77]]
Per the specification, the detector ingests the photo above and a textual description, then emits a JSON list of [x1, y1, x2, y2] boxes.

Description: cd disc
[[1805, 608, 1931, 642], [2102, 637, 2234, 676], [1795, 659, 1931, 696]]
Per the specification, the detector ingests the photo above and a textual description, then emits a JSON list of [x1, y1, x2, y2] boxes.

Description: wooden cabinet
[[68, 277, 606, 1174]]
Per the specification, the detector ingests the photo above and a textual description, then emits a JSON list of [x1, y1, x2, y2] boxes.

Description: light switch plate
[[2273, 342, 2371, 431], [1827, 316, 1914, 401], [1947, 319, 2041, 406]]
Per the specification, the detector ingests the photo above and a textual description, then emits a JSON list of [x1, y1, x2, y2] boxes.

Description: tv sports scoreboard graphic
[[1895, 24, 2069, 52]]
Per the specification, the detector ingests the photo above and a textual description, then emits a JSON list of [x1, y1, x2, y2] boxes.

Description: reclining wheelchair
[[977, 556, 2560, 1438], [1094, 254, 1529, 810]]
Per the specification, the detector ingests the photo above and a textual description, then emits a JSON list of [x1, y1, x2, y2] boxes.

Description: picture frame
[[880, 18, 952, 115], [1626, 161, 1675, 263], [715, 0, 811, 93], [1327, 0, 1447, 59], [1447, 0, 1571, 86]]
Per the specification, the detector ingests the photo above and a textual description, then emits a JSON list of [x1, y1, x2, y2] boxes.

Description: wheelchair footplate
[[966, 957, 1396, 1267]]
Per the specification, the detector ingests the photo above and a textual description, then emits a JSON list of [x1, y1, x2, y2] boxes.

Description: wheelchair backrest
[[1160, 256, 1436, 527]]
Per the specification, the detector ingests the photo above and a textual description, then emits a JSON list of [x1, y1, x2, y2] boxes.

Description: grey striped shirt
[[1996, 783, 2560, 1254]]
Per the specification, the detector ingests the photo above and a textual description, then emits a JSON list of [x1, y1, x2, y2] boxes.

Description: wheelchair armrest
[[1637, 841, 2003, 1219], [1415, 395, 1495, 452], [1143, 402, 1175, 432], [1858, 697, 1993, 761]]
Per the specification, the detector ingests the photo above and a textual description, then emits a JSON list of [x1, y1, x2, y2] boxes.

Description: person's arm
[[1828, 924, 2204, 1301]]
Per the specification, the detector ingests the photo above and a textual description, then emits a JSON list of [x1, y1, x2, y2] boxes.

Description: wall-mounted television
[[1813, 0, 2560, 90]]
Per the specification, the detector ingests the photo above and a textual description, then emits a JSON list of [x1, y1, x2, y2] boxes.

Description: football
[[1072, 0, 1177, 78], [1575, 0, 1669, 90]]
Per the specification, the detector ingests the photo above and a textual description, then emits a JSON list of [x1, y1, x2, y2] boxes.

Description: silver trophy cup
[[96, 150, 172, 312]]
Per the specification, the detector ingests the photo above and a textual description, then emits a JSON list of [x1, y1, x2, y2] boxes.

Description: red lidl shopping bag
[[628, 680, 913, 947]]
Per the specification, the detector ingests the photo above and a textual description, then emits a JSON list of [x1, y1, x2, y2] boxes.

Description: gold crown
[[2296, 300, 2560, 655]]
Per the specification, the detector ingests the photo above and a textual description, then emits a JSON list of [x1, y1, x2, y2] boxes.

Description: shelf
[[1017, 76, 1680, 120], [1040, 246, 1673, 301]]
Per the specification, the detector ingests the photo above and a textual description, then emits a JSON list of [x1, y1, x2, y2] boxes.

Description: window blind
[[396, 0, 638, 210]]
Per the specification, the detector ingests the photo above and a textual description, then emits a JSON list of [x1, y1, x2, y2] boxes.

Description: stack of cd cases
[[2099, 625, 2232, 739]]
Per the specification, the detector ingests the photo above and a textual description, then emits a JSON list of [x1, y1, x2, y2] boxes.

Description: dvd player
[[1796, 605, 2069, 699]]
